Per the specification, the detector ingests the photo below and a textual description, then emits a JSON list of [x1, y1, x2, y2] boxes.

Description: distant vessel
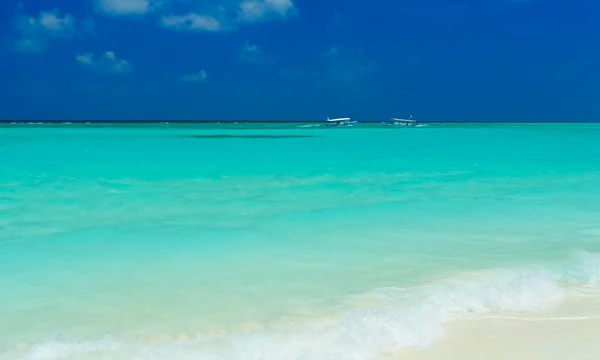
[[382, 115, 417, 127], [326, 117, 357, 127]]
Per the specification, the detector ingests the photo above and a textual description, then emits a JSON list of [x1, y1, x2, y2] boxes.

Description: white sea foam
[[5, 253, 600, 360]]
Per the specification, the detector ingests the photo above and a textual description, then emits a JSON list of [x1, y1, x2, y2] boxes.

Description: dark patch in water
[[183, 134, 318, 139]]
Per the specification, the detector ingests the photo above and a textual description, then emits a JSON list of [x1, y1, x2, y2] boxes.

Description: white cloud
[[160, 13, 223, 31], [76, 51, 132, 74], [38, 10, 76, 33], [11, 9, 76, 53], [95, 0, 151, 16], [160, 0, 296, 32], [179, 70, 208, 83], [238, 0, 296, 22], [239, 42, 261, 62]]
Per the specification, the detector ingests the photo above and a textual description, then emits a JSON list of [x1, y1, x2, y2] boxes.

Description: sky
[[0, 0, 598, 121]]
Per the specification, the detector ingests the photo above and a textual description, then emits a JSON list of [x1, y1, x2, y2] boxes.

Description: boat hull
[[326, 120, 358, 127], [381, 121, 417, 127]]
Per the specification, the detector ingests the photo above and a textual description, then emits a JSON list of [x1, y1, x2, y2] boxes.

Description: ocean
[[1, 122, 599, 359]]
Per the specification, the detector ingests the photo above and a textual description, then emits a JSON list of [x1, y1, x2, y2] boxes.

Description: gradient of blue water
[[1, 123, 600, 359]]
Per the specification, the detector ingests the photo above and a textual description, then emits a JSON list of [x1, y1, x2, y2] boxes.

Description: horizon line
[[1, 120, 600, 124]]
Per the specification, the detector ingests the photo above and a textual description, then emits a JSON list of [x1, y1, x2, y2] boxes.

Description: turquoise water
[[1, 123, 600, 359]]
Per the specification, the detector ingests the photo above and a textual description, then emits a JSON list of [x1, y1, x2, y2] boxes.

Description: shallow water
[[1, 123, 600, 359]]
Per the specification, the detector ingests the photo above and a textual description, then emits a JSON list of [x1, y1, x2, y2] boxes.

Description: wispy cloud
[[160, 0, 296, 32], [179, 70, 208, 82], [12, 39, 46, 54], [239, 42, 262, 62], [160, 13, 223, 32], [76, 51, 132, 74], [37, 11, 76, 34], [95, 0, 152, 16], [11, 9, 77, 53], [238, 0, 296, 22]]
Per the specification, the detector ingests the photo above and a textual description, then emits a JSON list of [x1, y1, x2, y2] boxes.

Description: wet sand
[[393, 296, 600, 360]]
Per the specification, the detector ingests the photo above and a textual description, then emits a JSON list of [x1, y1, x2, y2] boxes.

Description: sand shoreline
[[391, 298, 600, 360]]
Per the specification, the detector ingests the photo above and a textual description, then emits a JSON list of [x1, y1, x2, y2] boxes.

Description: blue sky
[[0, 0, 598, 121]]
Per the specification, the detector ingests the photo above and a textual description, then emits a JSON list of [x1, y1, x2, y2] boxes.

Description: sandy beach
[[394, 295, 600, 360]]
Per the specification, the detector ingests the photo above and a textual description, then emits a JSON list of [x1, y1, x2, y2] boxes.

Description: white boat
[[326, 117, 357, 127], [382, 115, 417, 127]]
